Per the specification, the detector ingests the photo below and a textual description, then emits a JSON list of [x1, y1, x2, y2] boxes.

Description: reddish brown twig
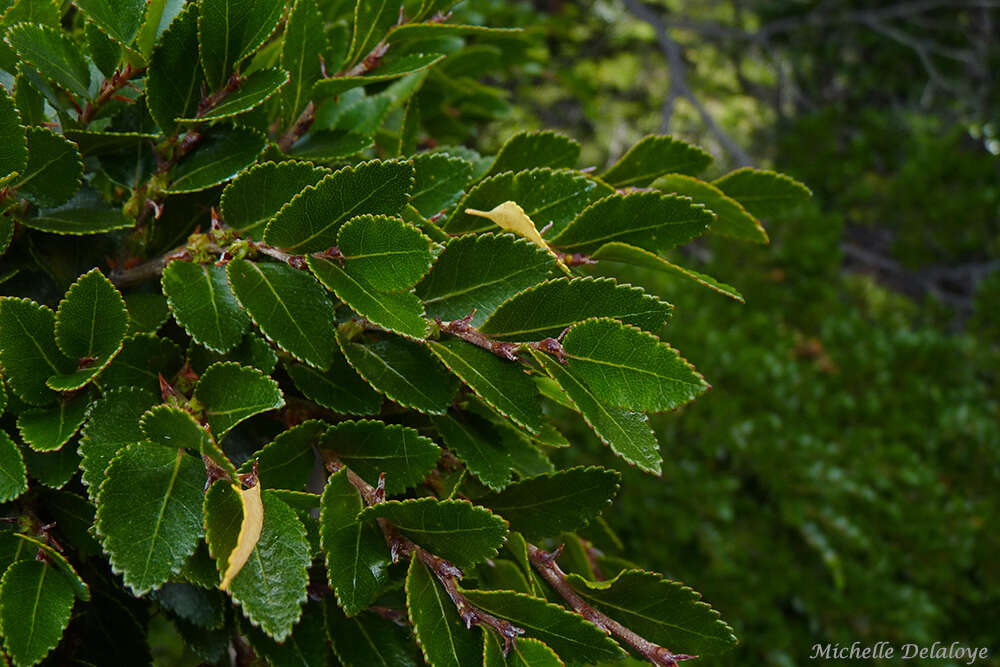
[[438, 311, 568, 363], [78, 63, 146, 126]]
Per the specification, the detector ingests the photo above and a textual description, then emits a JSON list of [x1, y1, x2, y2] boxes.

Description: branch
[[78, 63, 146, 126], [526, 544, 695, 666], [438, 311, 567, 363]]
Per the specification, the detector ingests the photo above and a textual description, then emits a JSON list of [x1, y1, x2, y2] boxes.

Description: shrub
[[0, 1, 807, 665]]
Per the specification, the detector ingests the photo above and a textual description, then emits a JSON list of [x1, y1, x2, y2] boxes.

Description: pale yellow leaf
[[219, 483, 264, 591], [465, 201, 571, 275]]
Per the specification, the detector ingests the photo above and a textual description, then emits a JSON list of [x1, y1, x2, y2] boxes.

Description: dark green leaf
[[54, 267, 128, 361], [313, 53, 445, 100], [482, 130, 580, 179], [601, 135, 712, 187], [146, 2, 203, 134], [11, 533, 89, 601], [405, 558, 482, 667], [134, 0, 187, 57], [280, 0, 326, 120], [337, 214, 435, 292], [446, 168, 613, 237], [0, 429, 27, 503], [431, 413, 512, 491], [480, 276, 671, 341], [79, 387, 157, 497], [478, 466, 620, 541], [284, 352, 383, 416], [0, 297, 72, 405], [198, 0, 285, 89], [416, 233, 556, 326], [16, 393, 89, 452], [591, 242, 744, 302], [359, 498, 507, 566], [286, 129, 373, 161], [409, 152, 474, 218], [712, 167, 811, 219], [95, 445, 206, 595], [239, 419, 326, 491], [176, 68, 288, 122], [549, 192, 713, 255], [125, 293, 169, 334], [166, 127, 266, 193], [263, 159, 414, 253], [655, 174, 768, 243], [561, 318, 708, 412], [98, 333, 183, 395], [62, 130, 159, 155], [40, 490, 100, 558], [139, 404, 238, 480], [308, 256, 429, 339], [461, 589, 626, 664], [346, 0, 402, 66], [204, 484, 310, 641], [565, 569, 738, 656], [428, 337, 544, 434], [20, 439, 81, 489], [188, 333, 277, 376], [152, 582, 225, 629], [320, 469, 391, 615], [318, 420, 440, 496], [4, 23, 90, 98], [75, 0, 146, 47], [20, 207, 136, 235], [484, 635, 563, 667], [226, 259, 338, 370], [242, 599, 328, 667], [193, 361, 283, 437], [219, 160, 328, 241], [337, 331, 457, 414], [327, 601, 420, 667], [0, 86, 26, 182], [529, 350, 661, 474], [0, 560, 75, 667], [15, 127, 83, 208], [163, 261, 250, 353]]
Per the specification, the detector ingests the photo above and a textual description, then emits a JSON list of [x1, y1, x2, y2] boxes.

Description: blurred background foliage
[[447, 0, 999, 664]]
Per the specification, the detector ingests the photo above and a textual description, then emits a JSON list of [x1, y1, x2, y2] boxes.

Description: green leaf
[[446, 168, 613, 237], [204, 484, 310, 641], [405, 558, 482, 667], [193, 361, 284, 437], [198, 0, 285, 90], [134, 0, 186, 57], [286, 129, 373, 161], [529, 350, 660, 474], [166, 127, 266, 193], [139, 404, 238, 480], [188, 333, 277, 376], [226, 259, 338, 370], [712, 167, 811, 219], [327, 602, 420, 667], [337, 331, 457, 414], [549, 192, 713, 255], [318, 420, 440, 496], [125, 293, 169, 334], [416, 233, 556, 326], [484, 635, 563, 667], [78, 387, 157, 497], [19, 207, 136, 235], [561, 318, 708, 412], [0, 429, 27, 503], [95, 445, 206, 595], [346, 0, 402, 66], [336, 214, 435, 292], [601, 135, 712, 187], [280, 0, 326, 120], [74, 0, 145, 47], [0, 86, 26, 182], [358, 498, 507, 566], [11, 533, 89, 601], [591, 242, 744, 303], [320, 468, 390, 615], [219, 160, 328, 241], [177, 68, 288, 122], [239, 419, 326, 491], [151, 582, 225, 629], [146, 2, 203, 134], [62, 130, 159, 155], [483, 130, 580, 180], [163, 261, 250, 353], [478, 467, 620, 541], [263, 159, 414, 253], [0, 560, 75, 667], [97, 333, 183, 395], [308, 257, 429, 339], [386, 23, 521, 44], [4, 23, 90, 98], [408, 152, 473, 218], [284, 354, 382, 416], [20, 439, 81, 489], [431, 413, 512, 491], [54, 267, 128, 361], [313, 53, 445, 100], [480, 276, 671, 341], [241, 599, 328, 667], [655, 174, 768, 243], [16, 393, 89, 452], [461, 589, 626, 664], [0, 298, 73, 405], [564, 569, 738, 656], [15, 127, 83, 208], [428, 337, 544, 434], [39, 490, 101, 559]]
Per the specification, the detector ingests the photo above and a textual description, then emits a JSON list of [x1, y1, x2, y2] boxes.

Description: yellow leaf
[[465, 201, 571, 275], [219, 483, 264, 591]]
